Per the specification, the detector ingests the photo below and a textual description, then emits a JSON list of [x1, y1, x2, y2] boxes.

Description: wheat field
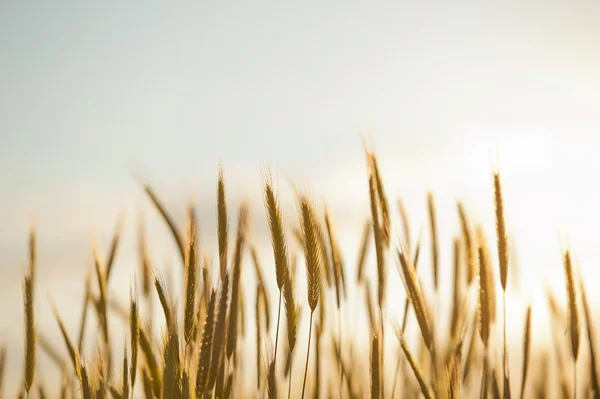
[[2, 145, 596, 399]]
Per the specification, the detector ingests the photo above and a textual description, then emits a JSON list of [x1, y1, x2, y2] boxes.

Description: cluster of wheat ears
[[3, 146, 596, 399]]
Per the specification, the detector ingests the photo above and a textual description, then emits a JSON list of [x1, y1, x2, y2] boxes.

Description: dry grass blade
[[427, 192, 439, 291], [395, 328, 433, 399], [77, 271, 91, 352], [92, 245, 110, 349], [397, 197, 411, 251], [356, 220, 372, 283], [37, 335, 66, 370], [122, 344, 129, 399], [325, 206, 347, 305], [51, 304, 78, 374], [139, 327, 161, 396], [23, 273, 35, 393], [137, 212, 152, 297], [227, 203, 248, 359], [251, 245, 271, 330], [105, 214, 124, 281], [580, 277, 600, 396], [397, 248, 433, 351], [520, 306, 531, 399], [141, 183, 185, 266], [268, 356, 278, 399], [197, 289, 217, 395], [401, 234, 422, 332], [129, 284, 139, 389], [142, 366, 153, 399], [457, 202, 476, 285], [218, 164, 229, 280], [370, 153, 390, 247], [184, 204, 199, 344], [256, 286, 263, 392], [371, 333, 380, 399], [79, 361, 93, 399]]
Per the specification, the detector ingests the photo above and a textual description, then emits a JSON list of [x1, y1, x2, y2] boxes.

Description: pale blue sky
[[1, 1, 600, 394]]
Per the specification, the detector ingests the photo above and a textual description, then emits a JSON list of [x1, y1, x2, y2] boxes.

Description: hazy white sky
[[1, 1, 600, 394]]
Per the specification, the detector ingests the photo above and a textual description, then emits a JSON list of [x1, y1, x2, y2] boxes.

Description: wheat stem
[[300, 311, 314, 399]]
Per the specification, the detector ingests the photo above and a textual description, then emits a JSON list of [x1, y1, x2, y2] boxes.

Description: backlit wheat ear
[[196, 289, 217, 395], [457, 202, 476, 285], [264, 174, 289, 364], [227, 203, 248, 359], [356, 220, 372, 283], [427, 192, 439, 291], [140, 183, 185, 266], [152, 268, 172, 328], [162, 315, 182, 399], [208, 271, 230, 392], [184, 204, 198, 344], [51, 304, 78, 374], [298, 195, 321, 312], [493, 171, 509, 291], [367, 158, 386, 308], [397, 247, 433, 352], [218, 164, 229, 281], [520, 306, 531, 399], [315, 219, 333, 288], [580, 277, 600, 396], [298, 194, 321, 398], [477, 227, 491, 347], [283, 258, 298, 354], [371, 333, 380, 399], [449, 238, 462, 342], [369, 153, 390, 247], [23, 273, 35, 393], [563, 250, 579, 360]]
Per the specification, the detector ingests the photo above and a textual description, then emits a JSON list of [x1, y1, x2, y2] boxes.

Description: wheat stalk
[[520, 306, 531, 399]]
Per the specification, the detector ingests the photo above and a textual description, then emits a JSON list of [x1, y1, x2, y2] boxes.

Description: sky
[[1, 1, 600, 395]]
